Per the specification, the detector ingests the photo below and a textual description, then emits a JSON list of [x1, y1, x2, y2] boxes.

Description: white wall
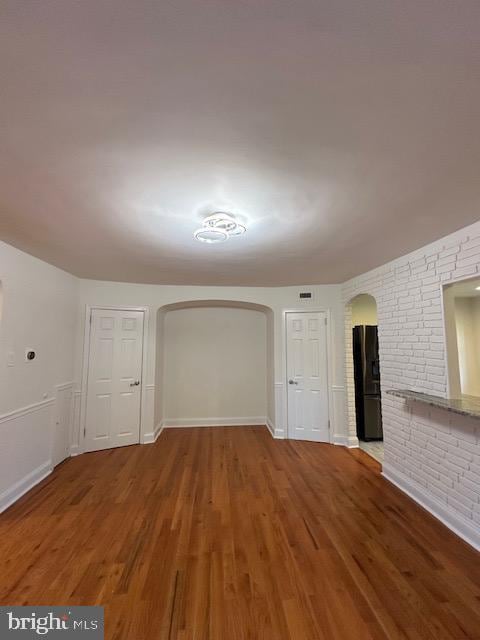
[[163, 307, 266, 424], [0, 241, 78, 511], [343, 219, 480, 550], [454, 297, 480, 397], [74, 282, 346, 442], [351, 294, 378, 326]]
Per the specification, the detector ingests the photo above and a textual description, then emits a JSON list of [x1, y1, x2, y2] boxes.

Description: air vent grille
[[299, 292, 313, 300]]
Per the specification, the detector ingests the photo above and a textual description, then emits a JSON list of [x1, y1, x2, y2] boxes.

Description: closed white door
[[85, 309, 144, 452], [286, 312, 330, 442]]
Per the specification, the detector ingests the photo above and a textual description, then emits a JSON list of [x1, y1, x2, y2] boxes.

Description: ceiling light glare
[[476, 286, 480, 291], [193, 227, 228, 244], [227, 221, 246, 236], [194, 212, 247, 243]]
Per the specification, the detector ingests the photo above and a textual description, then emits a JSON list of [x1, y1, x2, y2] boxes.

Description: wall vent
[[299, 292, 313, 301]]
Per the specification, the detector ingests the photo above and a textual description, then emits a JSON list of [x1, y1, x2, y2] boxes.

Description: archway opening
[[154, 300, 274, 432], [345, 294, 383, 463]]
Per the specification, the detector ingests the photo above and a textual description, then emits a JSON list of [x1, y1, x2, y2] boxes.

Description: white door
[[85, 309, 144, 452], [53, 386, 72, 466], [286, 312, 330, 442]]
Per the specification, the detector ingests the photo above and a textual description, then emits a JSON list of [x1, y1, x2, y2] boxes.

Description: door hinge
[[84, 427, 86, 437]]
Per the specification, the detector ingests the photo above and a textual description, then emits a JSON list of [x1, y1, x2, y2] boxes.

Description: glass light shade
[[193, 227, 228, 243]]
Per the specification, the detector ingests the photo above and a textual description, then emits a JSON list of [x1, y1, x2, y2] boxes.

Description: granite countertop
[[386, 389, 480, 420]]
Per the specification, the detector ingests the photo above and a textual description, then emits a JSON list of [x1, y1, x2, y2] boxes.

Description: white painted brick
[[456, 254, 480, 269], [448, 494, 474, 520], [439, 246, 460, 258], [343, 220, 480, 529], [460, 476, 480, 498], [452, 265, 478, 278], [461, 236, 480, 251]]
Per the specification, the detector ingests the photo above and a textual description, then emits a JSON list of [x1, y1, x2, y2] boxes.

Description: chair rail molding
[[0, 397, 54, 425]]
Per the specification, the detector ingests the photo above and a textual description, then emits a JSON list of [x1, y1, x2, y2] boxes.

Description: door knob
[[288, 379, 298, 385], [130, 380, 140, 387]]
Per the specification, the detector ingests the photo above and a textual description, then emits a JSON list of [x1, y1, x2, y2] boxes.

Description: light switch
[[7, 351, 15, 367]]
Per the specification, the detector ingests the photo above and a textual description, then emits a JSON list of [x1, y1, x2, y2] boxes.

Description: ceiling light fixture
[[194, 212, 246, 243], [476, 286, 480, 291]]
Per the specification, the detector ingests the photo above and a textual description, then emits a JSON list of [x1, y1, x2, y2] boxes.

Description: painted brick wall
[[342, 221, 480, 549]]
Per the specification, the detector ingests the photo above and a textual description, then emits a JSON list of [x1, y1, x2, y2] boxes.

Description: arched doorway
[[154, 300, 275, 433], [345, 294, 384, 462]]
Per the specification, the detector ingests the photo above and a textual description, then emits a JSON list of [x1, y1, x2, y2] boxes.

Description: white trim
[[383, 463, 480, 552], [333, 434, 359, 448], [0, 461, 52, 514], [70, 390, 82, 454], [440, 271, 480, 399], [55, 381, 75, 392], [80, 305, 149, 453], [53, 382, 74, 467], [55, 382, 74, 391], [283, 308, 333, 442], [266, 418, 275, 437], [163, 417, 267, 428], [0, 398, 54, 425], [144, 421, 164, 444], [274, 382, 284, 437]]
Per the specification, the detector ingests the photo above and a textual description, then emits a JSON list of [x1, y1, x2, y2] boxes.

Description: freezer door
[[363, 395, 383, 440], [364, 325, 381, 396]]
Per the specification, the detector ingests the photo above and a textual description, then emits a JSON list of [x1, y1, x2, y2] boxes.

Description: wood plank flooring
[[0, 426, 479, 639]]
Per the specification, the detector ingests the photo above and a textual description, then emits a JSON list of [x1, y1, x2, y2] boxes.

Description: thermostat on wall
[[25, 349, 36, 361]]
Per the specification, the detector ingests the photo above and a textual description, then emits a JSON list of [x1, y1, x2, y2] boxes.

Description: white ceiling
[[1, 1, 479, 286]]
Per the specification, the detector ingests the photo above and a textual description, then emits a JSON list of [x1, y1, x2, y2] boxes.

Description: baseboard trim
[[382, 463, 480, 552], [144, 422, 165, 444], [0, 461, 53, 514], [266, 419, 275, 438], [333, 434, 359, 448], [163, 417, 267, 428], [155, 422, 164, 440]]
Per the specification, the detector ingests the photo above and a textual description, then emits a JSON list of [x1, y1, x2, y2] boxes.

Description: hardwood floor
[[1, 426, 479, 639]]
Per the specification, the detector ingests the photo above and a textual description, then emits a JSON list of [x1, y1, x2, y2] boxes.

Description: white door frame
[[440, 271, 480, 399], [80, 305, 149, 454], [283, 308, 334, 442]]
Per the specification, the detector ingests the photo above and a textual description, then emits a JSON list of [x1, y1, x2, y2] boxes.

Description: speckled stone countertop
[[386, 389, 480, 420]]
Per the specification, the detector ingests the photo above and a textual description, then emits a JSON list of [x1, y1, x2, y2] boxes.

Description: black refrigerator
[[353, 325, 383, 441]]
